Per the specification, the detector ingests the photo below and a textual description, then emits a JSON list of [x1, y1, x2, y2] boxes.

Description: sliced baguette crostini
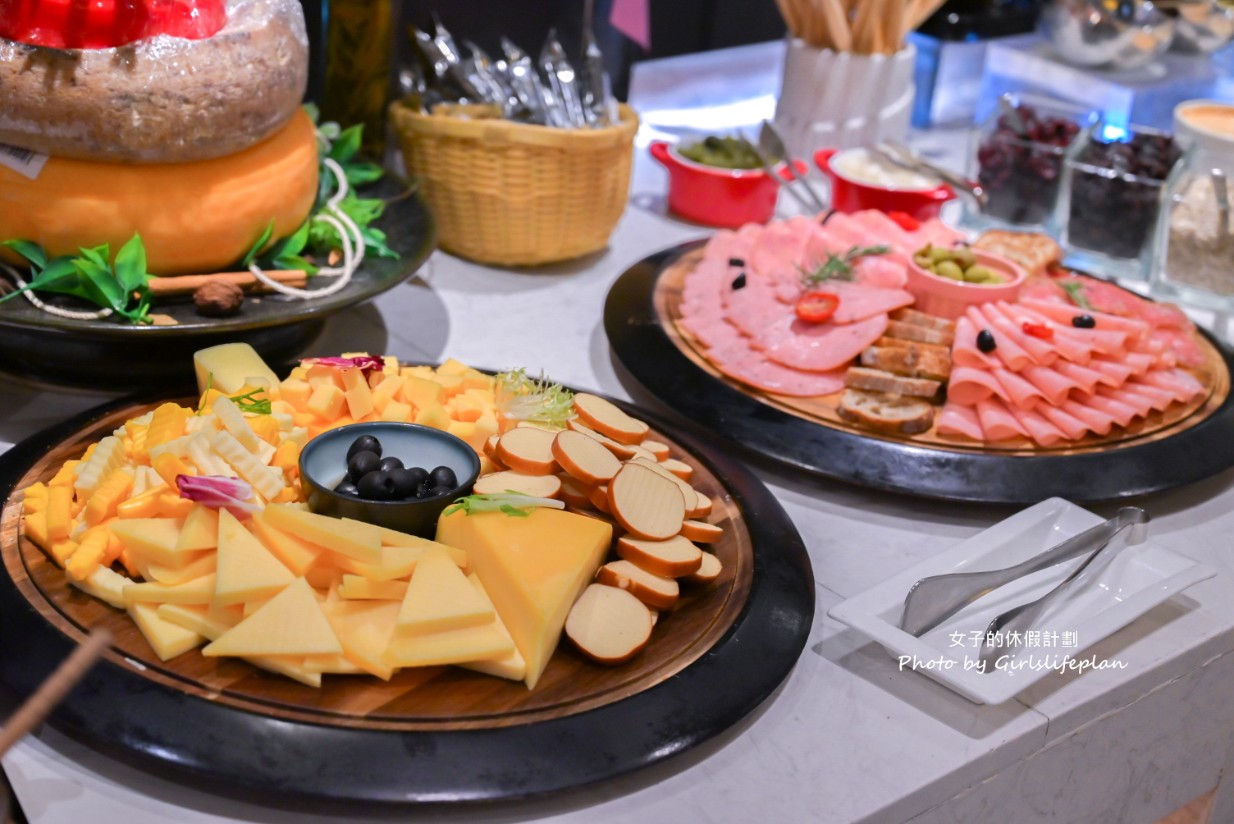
[[565, 584, 655, 665], [836, 388, 934, 435], [679, 519, 722, 544], [685, 552, 723, 584], [473, 471, 562, 499], [595, 560, 679, 610], [573, 393, 650, 445], [616, 533, 703, 577], [607, 462, 686, 541], [494, 427, 558, 475], [551, 430, 622, 485]]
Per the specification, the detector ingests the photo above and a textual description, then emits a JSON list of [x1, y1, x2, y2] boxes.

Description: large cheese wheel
[[0, 0, 308, 163], [0, 110, 319, 276]]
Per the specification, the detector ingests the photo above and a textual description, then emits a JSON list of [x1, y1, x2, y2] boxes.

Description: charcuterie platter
[[604, 213, 1234, 503], [0, 352, 813, 805]]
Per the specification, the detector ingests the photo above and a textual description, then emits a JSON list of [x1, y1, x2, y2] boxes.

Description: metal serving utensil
[[758, 121, 828, 213], [745, 134, 818, 214], [979, 508, 1150, 667], [900, 507, 1149, 637], [541, 30, 587, 128], [873, 140, 989, 207], [581, 0, 612, 126], [501, 37, 555, 126]]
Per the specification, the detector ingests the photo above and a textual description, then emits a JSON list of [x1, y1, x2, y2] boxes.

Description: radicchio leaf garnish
[[301, 355, 384, 376], [176, 475, 259, 516]]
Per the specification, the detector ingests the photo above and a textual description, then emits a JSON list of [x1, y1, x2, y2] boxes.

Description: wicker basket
[[390, 100, 640, 266]]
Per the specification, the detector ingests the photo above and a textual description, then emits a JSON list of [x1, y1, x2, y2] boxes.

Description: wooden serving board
[[657, 248, 1229, 457], [0, 400, 752, 733]]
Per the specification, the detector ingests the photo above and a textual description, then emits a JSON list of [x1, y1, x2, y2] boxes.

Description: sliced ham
[[1019, 365, 1083, 407], [1007, 405, 1066, 447], [967, 306, 1033, 371], [937, 402, 983, 441], [1053, 361, 1110, 396], [1097, 386, 1155, 419], [722, 276, 785, 340], [985, 303, 1057, 366], [1087, 357, 1134, 387], [1002, 305, 1093, 365], [823, 281, 915, 324], [952, 316, 1000, 370], [1020, 298, 1150, 341], [708, 338, 847, 397], [1141, 368, 1208, 403], [1061, 399, 1115, 436], [821, 213, 880, 250], [976, 398, 1028, 441], [1084, 394, 1140, 428], [1038, 404, 1091, 441], [680, 313, 741, 350], [848, 209, 913, 251], [853, 255, 909, 290], [992, 368, 1047, 410], [948, 366, 1010, 406], [909, 218, 967, 250], [760, 314, 889, 373], [1122, 352, 1157, 377], [1152, 328, 1206, 370]]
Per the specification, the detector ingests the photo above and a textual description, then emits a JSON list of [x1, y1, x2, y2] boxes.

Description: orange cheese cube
[[152, 452, 194, 489], [306, 384, 346, 420], [446, 420, 486, 451], [371, 376, 403, 414], [462, 369, 493, 391], [402, 375, 443, 410], [46, 485, 73, 541], [48, 538, 79, 567], [449, 394, 483, 423], [279, 378, 312, 411], [435, 373, 465, 398], [83, 468, 134, 526], [414, 403, 451, 431], [22, 511, 49, 548], [436, 358, 469, 376], [379, 400, 412, 423], [341, 368, 374, 421], [49, 463, 77, 488]]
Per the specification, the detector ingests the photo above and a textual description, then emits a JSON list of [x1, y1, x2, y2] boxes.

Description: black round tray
[[0, 176, 435, 389], [604, 241, 1234, 504], [0, 390, 814, 808]]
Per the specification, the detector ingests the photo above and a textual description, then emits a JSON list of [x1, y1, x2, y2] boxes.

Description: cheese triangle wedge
[[214, 509, 294, 606], [202, 577, 342, 657], [176, 505, 219, 552], [395, 547, 494, 636], [322, 600, 401, 680]]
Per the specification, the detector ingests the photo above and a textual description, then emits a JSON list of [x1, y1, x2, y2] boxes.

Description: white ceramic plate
[[827, 498, 1216, 704]]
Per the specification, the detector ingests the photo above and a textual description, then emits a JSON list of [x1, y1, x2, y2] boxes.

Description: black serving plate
[[604, 241, 1234, 504], [0, 388, 813, 808], [0, 176, 435, 388]]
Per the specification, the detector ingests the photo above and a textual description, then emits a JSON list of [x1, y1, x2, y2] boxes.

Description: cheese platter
[[603, 212, 1234, 503], [0, 351, 813, 805]]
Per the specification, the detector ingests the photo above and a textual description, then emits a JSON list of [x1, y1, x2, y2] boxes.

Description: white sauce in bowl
[[831, 148, 941, 190]]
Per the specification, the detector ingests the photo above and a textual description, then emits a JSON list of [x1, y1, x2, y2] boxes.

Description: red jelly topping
[[0, 0, 225, 49]]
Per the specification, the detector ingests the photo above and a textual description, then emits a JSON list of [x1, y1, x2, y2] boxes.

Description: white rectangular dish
[[827, 498, 1216, 704]]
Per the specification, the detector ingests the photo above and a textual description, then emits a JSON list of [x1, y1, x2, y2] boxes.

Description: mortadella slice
[[1061, 399, 1116, 436], [822, 281, 915, 324], [707, 338, 848, 397], [1038, 404, 1091, 441], [952, 316, 1000, 369], [1020, 298, 1150, 341], [975, 398, 1028, 441], [991, 368, 1048, 410], [760, 314, 889, 373], [948, 366, 1011, 406], [1007, 405, 1066, 447], [937, 402, 983, 441], [967, 306, 1033, 372], [1019, 364, 1083, 407]]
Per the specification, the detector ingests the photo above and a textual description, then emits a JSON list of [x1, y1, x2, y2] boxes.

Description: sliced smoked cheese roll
[[685, 552, 723, 585], [595, 560, 679, 610], [557, 474, 594, 510], [573, 394, 650, 445], [616, 533, 703, 577], [680, 519, 723, 543], [0, 0, 309, 163], [473, 471, 562, 499], [567, 419, 640, 459], [494, 427, 558, 475], [565, 584, 654, 665], [552, 430, 622, 486], [607, 463, 685, 541], [0, 111, 318, 276], [630, 457, 701, 516]]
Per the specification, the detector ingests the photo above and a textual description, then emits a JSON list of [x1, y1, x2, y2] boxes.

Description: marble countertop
[[4, 40, 1234, 824]]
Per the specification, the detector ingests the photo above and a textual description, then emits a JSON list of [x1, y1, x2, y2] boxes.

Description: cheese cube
[[379, 400, 412, 423], [402, 375, 443, 410], [306, 384, 346, 420], [414, 403, 450, 431], [279, 378, 312, 411]]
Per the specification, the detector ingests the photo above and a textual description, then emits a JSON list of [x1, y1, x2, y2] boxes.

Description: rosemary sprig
[[800, 244, 890, 287], [1060, 280, 1093, 311]]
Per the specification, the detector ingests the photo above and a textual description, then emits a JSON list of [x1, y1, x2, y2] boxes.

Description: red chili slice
[[795, 291, 840, 324], [887, 211, 921, 232], [1022, 321, 1054, 340]]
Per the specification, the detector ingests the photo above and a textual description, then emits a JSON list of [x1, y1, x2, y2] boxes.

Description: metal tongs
[[899, 507, 1150, 638], [871, 140, 988, 208]]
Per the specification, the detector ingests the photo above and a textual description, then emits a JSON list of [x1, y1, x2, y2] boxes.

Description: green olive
[[964, 265, 996, 283], [952, 247, 977, 269], [935, 260, 965, 281], [929, 246, 952, 264]]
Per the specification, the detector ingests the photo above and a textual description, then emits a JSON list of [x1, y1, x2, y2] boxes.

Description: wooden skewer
[[850, 0, 877, 54], [884, 0, 907, 54], [819, 0, 853, 52], [776, 0, 804, 38], [0, 629, 112, 759], [147, 270, 309, 296]]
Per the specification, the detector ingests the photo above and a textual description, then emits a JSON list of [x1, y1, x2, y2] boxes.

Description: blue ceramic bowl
[[298, 422, 481, 537]]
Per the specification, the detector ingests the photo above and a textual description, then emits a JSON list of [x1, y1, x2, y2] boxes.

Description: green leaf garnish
[[0, 236, 152, 323], [443, 491, 565, 517], [229, 387, 272, 415], [1060, 280, 1093, 311], [800, 244, 891, 286], [242, 221, 275, 268], [495, 368, 575, 428]]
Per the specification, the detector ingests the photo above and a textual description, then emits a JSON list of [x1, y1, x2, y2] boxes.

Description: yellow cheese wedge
[[262, 505, 382, 564], [69, 565, 130, 609], [128, 601, 204, 661], [459, 574, 527, 683], [301, 655, 365, 675], [395, 547, 494, 636], [214, 509, 294, 606], [339, 575, 407, 601], [158, 603, 243, 638], [435, 507, 612, 689], [123, 574, 216, 606], [248, 509, 324, 575], [203, 577, 342, 658], [193, 343, 281, 397], [322, 600, 400, 680], [145, 551, 216, 585], [383, 623, 514, 668], [176, 505, 220, 552], [108, 518, 190, 568]]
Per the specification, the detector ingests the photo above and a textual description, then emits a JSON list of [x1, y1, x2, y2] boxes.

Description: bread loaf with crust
[[0, 0, 308, 164]]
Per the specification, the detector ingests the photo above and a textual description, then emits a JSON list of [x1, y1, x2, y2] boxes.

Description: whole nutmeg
[[193, 281, 245, 317]]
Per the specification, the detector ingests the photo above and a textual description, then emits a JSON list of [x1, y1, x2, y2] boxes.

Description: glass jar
[[1152, 146, 1234, 310], [968, 93, 1098, 232]]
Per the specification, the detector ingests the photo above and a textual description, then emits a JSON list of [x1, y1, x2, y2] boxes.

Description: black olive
[[347, 450, 382, 482], [1072, 314, 1096, 329], [977, 329, 997, 353], [728, 257, 745, 267], [334, 480, 360, 497], [379, 456, 404, 473], [731, 273, 747, 290], [357, 470, 397, 500], [388, 467, 422, 498], [430, 465, 458, 489], [420, 484, 454, 499], [346, 435, 382, 461]]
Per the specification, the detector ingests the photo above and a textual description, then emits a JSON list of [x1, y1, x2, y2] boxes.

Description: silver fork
[[899, 507, 1149, 637]]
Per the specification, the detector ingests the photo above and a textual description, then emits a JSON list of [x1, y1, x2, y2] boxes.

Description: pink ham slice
[[1087, 357, 1134, 387], [722, 275, 785, 340], [1152, 328, 1206, 369], [985, 303, 1057, 366], [760, 313, 889, 372], [1038, 404, 1090, 441], [1020, 298, 1150, 341], [1097, 386, 1155, 419], [821, 281, 914, 323], [680, 311, 742, 351], [1141, 368, 1207, 402], [991, 368, 1047, 410], [1008, 405, 1066, 447], [948, 366, 1011, 406], [952, 316, 1000, 370], [1019, 365, 1083, 407], [1000, 304, 1093, 365], [910, 218, 967, 249], [853, 255, 909, 290], [1121, 383, 1174, 413], [1061, 399, 1116, 436], [707, 338, 847, 397], [966, 306, 1033, 371], [1053, 361, 1112, 396], [848, 209, 913, 250], [1084, 394, 1139, 428], [937, 402, 983, 440], [976, 398, 1028, 441]]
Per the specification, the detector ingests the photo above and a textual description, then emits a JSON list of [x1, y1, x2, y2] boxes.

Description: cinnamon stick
[[0, 629, 112, 758], [147, 270, 309, 296]]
